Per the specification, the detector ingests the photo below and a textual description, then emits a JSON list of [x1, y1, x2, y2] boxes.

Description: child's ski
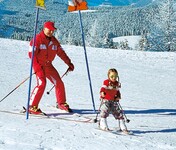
[[95, 128, 134, 136]]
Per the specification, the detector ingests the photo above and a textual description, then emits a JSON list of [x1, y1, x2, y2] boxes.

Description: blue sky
[[86, 0, 130, 6], [86, 0, 153, 7], [86, 0, 101, 6]]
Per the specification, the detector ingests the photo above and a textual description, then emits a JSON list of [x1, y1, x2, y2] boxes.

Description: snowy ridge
[[0, 0, 161, 51], [0, 38, 176, 150]]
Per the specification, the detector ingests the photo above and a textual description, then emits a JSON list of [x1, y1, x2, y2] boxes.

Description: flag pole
[[78, 10, 96, 112], [26, 7, 40, 119]]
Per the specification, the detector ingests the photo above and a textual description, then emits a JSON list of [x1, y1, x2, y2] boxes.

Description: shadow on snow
[[133, 128, 176, 135], [124, 109, 176, 116]]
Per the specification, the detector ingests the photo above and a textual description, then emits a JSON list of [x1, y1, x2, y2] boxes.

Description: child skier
[[99, 68, 129, 134]]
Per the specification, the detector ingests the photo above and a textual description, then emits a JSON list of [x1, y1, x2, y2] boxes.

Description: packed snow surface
[[0, 38, 176, 150]]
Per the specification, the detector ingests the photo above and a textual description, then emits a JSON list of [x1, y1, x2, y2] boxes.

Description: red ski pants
[[30, 64, 66, 107]]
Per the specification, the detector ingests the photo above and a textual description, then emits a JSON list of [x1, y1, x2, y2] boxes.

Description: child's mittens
[[114, 95, 120, 101], [118, 82, 121, 88], [100, 92, 106, 99]]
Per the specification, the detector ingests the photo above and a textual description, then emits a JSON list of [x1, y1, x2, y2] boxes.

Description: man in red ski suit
[[28, 21, 74, 114]]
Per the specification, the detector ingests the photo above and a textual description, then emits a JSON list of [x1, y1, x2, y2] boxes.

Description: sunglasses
[[109, 75, 118, 78]]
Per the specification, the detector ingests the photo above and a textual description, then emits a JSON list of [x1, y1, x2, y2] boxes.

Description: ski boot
[[28, 106, 43, 115], [56, 102, 73, 113], [99, 118, 109, 131]]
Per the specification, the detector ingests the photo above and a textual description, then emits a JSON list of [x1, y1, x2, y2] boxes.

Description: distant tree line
[[1, 0, 176, 51]]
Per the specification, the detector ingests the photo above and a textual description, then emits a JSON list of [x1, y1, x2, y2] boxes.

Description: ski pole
[[117, 102, 130, 123], [78, 10, 96, 112], [0, 73, 35, 103], [93, 99, 104, 123], [46, 68, 70, 95]]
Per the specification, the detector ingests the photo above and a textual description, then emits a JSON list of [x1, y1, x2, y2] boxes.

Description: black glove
[[68, 63, 74, 71], [114, 95, 120, 101]]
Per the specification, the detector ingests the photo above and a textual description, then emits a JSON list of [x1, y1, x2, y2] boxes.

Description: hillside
[[0, 0, 158, 49]]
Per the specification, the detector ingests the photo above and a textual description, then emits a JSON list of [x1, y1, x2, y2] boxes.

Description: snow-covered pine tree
[[146, 0, 176, 51], [86, 19, 100, 47]]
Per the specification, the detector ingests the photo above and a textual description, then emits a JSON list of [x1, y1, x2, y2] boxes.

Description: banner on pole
[[36, 0, 46, 9], [68, 0, 88, 12]]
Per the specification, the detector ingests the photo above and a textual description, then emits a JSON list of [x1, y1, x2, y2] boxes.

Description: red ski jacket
[[100, 79, 121, 100], [28, 31, 71, 72]]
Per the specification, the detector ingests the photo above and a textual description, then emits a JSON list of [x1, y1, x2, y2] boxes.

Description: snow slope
[[113, 35, 142, 49], [0, 38, 176, 150]]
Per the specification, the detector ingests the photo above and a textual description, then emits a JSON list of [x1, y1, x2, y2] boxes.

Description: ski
[[0, 108, 93, 123], [44, 104, 78, 115], [95, 128, 135, 136], [43, 104, 93, 119], [23, 106, 93, 123], [0, 109, 47, 118]]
